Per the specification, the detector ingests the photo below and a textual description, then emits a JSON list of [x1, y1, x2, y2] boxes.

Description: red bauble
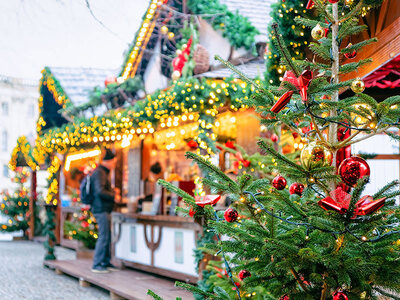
[[272, 175, 287, 190], [292, 132, 299, 139], [224, 208, 238, 222], [187, 140, 198, 149], [289, 183, 305, 196], [280, 295, 290, 300], [238, 269, 251, 281], [189, 208, 195, 217], [328, 0, 339, 3], [81, 221, 89, 228], [338, 157, 370, 187], [333, 291, 348, 300], [344, 43, 357, 59], [271, 134, 278, 142], [225, 141, 236, 149], [104, 76, 117, 86]]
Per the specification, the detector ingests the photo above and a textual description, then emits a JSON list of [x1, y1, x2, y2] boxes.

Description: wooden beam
[[342, 16, 400, 81], [375, 0, 389, 35]]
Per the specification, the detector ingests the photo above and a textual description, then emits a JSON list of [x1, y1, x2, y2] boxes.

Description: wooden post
[[28, 170, 37, 240]]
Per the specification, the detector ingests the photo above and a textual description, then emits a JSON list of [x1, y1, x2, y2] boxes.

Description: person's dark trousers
[[92, 212, 111, 268]]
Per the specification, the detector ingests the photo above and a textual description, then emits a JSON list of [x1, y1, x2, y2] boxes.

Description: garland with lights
[[8, 136, 38, 171], [0, 168, 31, 235]]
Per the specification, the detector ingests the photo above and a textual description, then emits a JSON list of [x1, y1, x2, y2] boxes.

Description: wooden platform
[[44, 259, 193, 300]]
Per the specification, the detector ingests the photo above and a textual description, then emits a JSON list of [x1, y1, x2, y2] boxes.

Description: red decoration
[[280, 295, 290, 300], [224, 208, 238, 222], [233, 152, 251, 169], [336, 127, 351, 168], [187, 140, 198, 149], [344, 43, 357, 59], [195, 195, 221, 207], [272, 175, 287, 190], [172, 37, 193, 74], [225, 140, 236, 149], [338, 157, 370, 187], [318, 187, 386, 217], [81, 221, 89, 228], [238, 270, 251, 281], [289, 183, 305, 196], [333, 291, 348, 300], [271, 133, 279, 142], [364, 55, 400, 89], [189, 208, 195, 217], [270, 91, 294, 113], [292, 132, 299, 138], [328, 0, 339, 3], [104, 76, 117, 86], [306, 0, 315, 9]]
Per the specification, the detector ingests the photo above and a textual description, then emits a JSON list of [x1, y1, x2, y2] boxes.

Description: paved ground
[[0, 240, 109, 299]]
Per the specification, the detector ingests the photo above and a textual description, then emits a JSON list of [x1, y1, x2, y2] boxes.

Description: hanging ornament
[[338, 157, 370, 187], [292, 132, 299, 139], [271, 134, 278, 142], [306, 0, 315, 9], [300, 141, 333, 170], [272, 175, 287, 190], [333, 290, 349, 300], [167, 32, 175, 40], [289, 183, 305, 196], [171, 70, 181, 81], [225, 140, 236, 150], [238, 269, 251, 281], [280, 295, 290, 300], [160, 25, 169, 35], [187, 140, 198, 149], [270, 91, 294, 113], [189, 208, 195, 217], [195, 195, 221, 207], [344, 43, 357, 59], [311, 24, 325, 40], [224, 208, 238, 222], [351, 78, 365, 93], [328, 0, 339, 3]]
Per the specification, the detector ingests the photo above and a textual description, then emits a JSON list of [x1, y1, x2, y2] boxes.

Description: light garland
[[8, 136, 38, 171], [45, 156, 61, 206]]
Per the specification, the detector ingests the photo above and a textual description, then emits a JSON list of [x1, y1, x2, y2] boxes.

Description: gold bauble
[[300, 141, 333, 170], [160, 25, 168, 35], [171, 70, 181, 81], [351, 103, 375, 126], [168, 32, 175, 40], [351, 78, 365, 93], [311, 24, 325, 40]]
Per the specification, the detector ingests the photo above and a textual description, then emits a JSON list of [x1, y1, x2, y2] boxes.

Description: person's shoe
[[91, 266, 109, 273], [104, 264, 119, 271]]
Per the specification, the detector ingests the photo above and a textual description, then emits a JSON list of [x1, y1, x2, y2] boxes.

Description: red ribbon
[[172, 37, 193, 73], [233, 152, 251, 169], [318, 187, 387, 217]]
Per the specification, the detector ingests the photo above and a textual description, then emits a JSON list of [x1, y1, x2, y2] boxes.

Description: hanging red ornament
[[195, 195, 221, 207], [280, 295, 290, 300], [238, 269, 251, 281], [292, 132, 299, 138], [271, 133, 279, 142], [225, 140, 236, 150], [353, 195, 387, 216], [289, 183, 305, 196], [306, 0, 315, 9], [344, 43, 357, 59], [272, 175, 287, 190], [224, 208, 239, 222], [338, 157, 370, 187], [333, 290, 349, 300], [187, 140, 198, 149], [328, 0, 339, 3], [104, 76, 117, 86], [189, 208, 195, 217]]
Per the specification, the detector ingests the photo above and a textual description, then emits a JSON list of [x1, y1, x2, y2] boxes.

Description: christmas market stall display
[[145, 0, 400, 299]]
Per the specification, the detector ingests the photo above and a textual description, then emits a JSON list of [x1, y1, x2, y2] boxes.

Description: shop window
[[1, 130, 7, 152], [3, 165, 8, 178], [1, 102, 8, 116]]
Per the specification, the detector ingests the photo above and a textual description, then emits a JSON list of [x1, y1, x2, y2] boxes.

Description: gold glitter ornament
[[300, 141, 333, 170]]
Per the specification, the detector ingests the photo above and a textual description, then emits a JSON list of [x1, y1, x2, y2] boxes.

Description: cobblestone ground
[[0, 240, 109, 300]]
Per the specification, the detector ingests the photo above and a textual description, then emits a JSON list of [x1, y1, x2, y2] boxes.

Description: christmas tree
[[64, 206, 98, 249], [152, 0, 400, 299], [0, 167, 31, 236]]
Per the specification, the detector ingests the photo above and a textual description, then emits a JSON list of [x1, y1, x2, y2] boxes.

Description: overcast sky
[[0, 0, 147, 80]]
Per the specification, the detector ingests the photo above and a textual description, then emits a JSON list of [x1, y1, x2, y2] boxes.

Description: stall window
[[1, 102, 8, 116], [1, 130, 7, 152]]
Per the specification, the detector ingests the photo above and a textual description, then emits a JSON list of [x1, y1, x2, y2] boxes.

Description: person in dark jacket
[[91, 149, 120, 273]]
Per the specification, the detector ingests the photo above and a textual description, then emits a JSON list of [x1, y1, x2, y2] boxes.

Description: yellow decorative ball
[[351, 78, 365, 93], [300, 141, 333, 170], [171, 70, 181, 81], [160, 25, 168, 35], [311, 24, 325, 40], [168, 32, 175, 40]]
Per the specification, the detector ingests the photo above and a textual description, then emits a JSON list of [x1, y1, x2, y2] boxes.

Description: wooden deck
[[44, 259, 193, 300]]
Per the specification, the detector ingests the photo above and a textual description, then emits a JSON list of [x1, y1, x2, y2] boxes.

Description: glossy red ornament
[[271, 134, 278, 142], [225, 141, 236, 149], [270, 90, 294, 113], [238, 269, 251, 281], [289, 183, 305, 196], [224, 208, 239, 222], [189, 208, 195, 217], [104, 76, 117, 86], [187, 140, 198, 149], [272, 175, 287, 190], [195, 195, 221, 207], [280, 295, 290, 300], [344, 43, 357, 59], [338, 157, 370, 187], [292, 132, 299, 138], [333, 291, 348, 300], [354, 195, 386, 216]]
